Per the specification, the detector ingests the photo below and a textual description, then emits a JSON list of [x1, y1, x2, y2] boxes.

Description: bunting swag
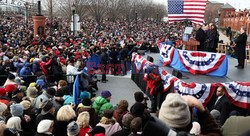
[[222, 82, 250, 109], [178, 50, 226, 74], [174, 80, 216, 106], [160, 44, 175, 66], [159, 68, 179, 93], [132, 53, 147, 73]]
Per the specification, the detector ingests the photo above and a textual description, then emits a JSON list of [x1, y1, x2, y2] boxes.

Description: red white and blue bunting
[[132, 53, 250, 109], [221, 82, 250, 109], [160, 44, 175, 66], [174, 80, 216, 106], [159, 68, 179, 93], [178, 50, 226, 74]]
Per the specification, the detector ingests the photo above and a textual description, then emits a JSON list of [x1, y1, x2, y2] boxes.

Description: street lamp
[[71, 4, 76, 36], [135, 12, 138, 25], [24, 2, 28, 26]]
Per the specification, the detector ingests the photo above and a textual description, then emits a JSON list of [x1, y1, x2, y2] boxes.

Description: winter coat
[[93, 96, 113, 119], [234, 32, 247, 59], [79, 127, 91, 136], [113, 107, 128, 127], [53, 119, 74, 136]]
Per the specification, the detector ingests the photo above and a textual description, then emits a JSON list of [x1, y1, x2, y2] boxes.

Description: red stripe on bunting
[[178, 51, 226, 74], [203, 83, 216, 107]]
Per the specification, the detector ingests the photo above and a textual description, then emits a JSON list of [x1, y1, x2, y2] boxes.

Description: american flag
[[168, 0, 207, 24]]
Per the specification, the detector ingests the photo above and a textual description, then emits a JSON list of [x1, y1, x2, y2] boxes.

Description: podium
[[183, 38, 200, 51]]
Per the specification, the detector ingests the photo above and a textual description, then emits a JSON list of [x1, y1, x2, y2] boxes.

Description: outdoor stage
[[147, 52, 250, 83]]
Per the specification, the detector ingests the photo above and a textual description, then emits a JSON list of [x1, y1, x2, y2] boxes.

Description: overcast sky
[[152, 0, 250, 10]]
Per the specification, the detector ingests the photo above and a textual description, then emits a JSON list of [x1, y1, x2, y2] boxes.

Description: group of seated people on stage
[[0, 15, 249, 136]]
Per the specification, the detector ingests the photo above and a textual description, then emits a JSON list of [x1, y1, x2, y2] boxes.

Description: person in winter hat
[[36, 119, 54, 136], [159, 94, 220, 135], [93, 90, 113, 119], [67, 121, 80, 136], [10, 103, 23, 117]]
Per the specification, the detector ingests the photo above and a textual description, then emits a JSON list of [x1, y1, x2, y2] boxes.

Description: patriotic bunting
[[222, 82, 250, 109], [178, 50, 226, 74], [160, 44, 175, 66], [132, 53, 250, 109], [174, 80, 216, 106]]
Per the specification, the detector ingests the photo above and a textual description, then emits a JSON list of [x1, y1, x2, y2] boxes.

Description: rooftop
[[221, 3, 236, 9]]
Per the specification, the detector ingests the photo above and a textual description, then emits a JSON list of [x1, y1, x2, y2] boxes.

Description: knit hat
[[80, 91, 90, 100], [41, 100, 54, 115], [55, 89, 64, 97], [3, 128, 19, 136], [81, 98, 92, 107], [101, 90, 112, 98], [20, 100, 31, 110], [10, 104, 23, 117], [46, 88, 56, 96], [130, 102, 145, 117], [67, 121, 80, 136], [29, 82, 36, 87], [103, 109, 114, 119], [0, 102, 7, 114], [26, 86, 38, 98], [0, 88, 6, 96], [159, 93, 191, 128], [37, 120, 53, 133]]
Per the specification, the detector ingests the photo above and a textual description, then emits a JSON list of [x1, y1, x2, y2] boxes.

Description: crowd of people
[[0, 13, 249, 136]]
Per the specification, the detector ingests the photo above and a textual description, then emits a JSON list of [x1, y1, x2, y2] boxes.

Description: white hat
[[37, 120, 53, 133]]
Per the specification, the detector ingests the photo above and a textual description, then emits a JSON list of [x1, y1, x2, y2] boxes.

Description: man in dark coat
[[234, 26, 248, 69], [100, 48, 108, 82], [208, 24, 219, 52], [109, 47, 119, 75], [212, 86, 231, 125], [120, 45, 128, 76], [195, 24, 206, 51]]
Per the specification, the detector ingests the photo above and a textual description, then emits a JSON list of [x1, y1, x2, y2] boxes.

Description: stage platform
[[145, 53, 250, 83]]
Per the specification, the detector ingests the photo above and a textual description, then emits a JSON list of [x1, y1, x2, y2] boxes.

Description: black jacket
[[235, 32, 247, 59], [36, 113, 55, 127], [213, 95, 231, 125], [196, 28, 206, 51]]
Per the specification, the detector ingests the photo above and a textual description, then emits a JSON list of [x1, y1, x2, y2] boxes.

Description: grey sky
[[152, 0, 250, 10]]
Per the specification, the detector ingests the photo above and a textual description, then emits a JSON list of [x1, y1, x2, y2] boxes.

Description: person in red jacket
[[143, 66, 162, 113], [39, 56, 52, 77]]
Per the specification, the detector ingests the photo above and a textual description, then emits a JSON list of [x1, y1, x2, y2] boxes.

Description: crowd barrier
[[131, 52, 250, 111]]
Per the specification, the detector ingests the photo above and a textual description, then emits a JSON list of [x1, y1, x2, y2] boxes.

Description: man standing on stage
[[234, 26, 247, 69], [195, 24, 206, 51]]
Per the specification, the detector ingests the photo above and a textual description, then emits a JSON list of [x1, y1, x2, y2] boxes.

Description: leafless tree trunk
[[86, 0, 109, 24]]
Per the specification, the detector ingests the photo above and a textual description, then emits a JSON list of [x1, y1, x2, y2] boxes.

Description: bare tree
[[86, 0, 109, 24]]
